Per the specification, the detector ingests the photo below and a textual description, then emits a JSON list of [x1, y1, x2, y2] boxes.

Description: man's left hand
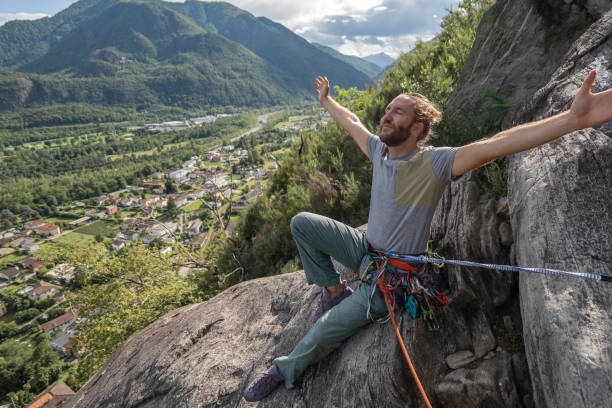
[[569, 70, 612, 130]]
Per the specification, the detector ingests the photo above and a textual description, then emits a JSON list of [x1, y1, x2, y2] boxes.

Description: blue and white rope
[[385, 253, 612, 283]]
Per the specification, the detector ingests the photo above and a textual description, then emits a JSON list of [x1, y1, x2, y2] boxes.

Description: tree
[[46, 244, 200, 388], [95, 234, 104, 243], [165, 181, 178, 194], [0, 209, 17, 229]]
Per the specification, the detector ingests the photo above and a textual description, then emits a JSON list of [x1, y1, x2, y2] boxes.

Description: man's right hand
[[315, 76, 330, 105], [313, 75, 371, 158]]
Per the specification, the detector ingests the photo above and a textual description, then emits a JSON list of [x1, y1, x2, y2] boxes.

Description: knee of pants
[[290, 212, 312, 236]]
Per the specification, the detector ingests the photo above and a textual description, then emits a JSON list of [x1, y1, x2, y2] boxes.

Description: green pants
[[274, 212, 388, 388]]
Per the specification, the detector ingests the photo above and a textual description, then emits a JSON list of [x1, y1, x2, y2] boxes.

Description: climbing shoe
[[313, 281, 353, 322], [244, 364, 284, 402]]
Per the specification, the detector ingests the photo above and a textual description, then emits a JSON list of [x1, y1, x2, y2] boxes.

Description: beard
[[379, 120, 414, 147]]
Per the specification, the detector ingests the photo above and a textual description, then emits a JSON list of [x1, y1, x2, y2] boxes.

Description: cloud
[[222, 0, 460, 57], [0, 12, 50, 26]]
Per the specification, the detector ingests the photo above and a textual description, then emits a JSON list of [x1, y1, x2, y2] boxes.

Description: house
[[183, 158, 197, 168], [19, 256, 43, 272], [0, 266, 20, 281], [187, 219, 202, 236], [168, 169, 189, 181], [106, 205, 118, 215], [139, 199, 152, 209], [190, 234, 207, 250], [26, 281, 57, 301], [121, 218, 138, 230], [152, 172, 165, 179], [120, 198, 134, 207], [142, 231, 164, 245], [24, 219, 46, 230], [35, 223, 61, 237], [188, 189, 205, 200], [206, 151, 221, 161], [143, 181, 165, 190], [17, 237, 35, 247], [41, 310, 78, 333], [122, 230, 140, 241], [92, 195, 109, 206], [25, 380, 75, 408], [112, 239, 125, 251], [9, 236, 27, 248], [47, 264, 75, 284], [21, 241, 40, 254], [173, 195, 188, 207]]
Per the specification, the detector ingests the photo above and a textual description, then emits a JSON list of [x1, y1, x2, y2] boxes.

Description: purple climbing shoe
[[313, 281, 353, 322], [244, 364, 284, 402]]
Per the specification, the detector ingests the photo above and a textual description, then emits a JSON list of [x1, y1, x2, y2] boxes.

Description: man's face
[[379, 95, 416, 147]]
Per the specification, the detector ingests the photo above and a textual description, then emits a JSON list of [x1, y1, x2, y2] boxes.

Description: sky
[[0, 0, 461, 58]]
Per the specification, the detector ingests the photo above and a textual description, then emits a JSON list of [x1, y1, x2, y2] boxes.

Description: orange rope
[[377, 276, 433, 408]]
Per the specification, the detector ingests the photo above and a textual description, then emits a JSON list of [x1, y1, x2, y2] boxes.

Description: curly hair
[[401, 93, 442, 146]]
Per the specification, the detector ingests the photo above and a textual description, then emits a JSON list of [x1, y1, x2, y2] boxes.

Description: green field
[[51, 232, 96, 246], [183, 200, 203, 212], [74, 220, 116, 237]]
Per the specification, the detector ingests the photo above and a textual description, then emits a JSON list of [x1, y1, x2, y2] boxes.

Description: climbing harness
[[356, 246, 449, 329]]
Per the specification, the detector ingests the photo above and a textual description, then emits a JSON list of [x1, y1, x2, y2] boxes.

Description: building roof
[[41, 310, 77, 332], [24, 219, 46, 229], [26, 380, 75, 408], [28, 281, 57, 296], [1, 266, 20, 278], [191, 234, 207, 246], [19, 256, 37, 267], [36, 223, 60, 232]]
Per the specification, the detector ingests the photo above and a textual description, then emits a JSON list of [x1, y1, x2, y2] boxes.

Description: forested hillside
[[0, 0, 370, 123]]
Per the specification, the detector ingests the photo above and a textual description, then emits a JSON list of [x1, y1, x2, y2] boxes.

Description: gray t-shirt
[[366, 134, 457, 254]]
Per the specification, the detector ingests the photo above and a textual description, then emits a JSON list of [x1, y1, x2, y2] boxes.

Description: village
[[0, 107, 325, 407], [0, 143, 280, 338]]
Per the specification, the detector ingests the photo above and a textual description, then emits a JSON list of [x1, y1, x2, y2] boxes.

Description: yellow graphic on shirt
[[394, 151, 441, 206]]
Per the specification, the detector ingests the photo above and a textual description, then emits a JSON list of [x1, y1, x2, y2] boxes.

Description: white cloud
[[0, 12, 49, 26], [220, 0, 460, 57]]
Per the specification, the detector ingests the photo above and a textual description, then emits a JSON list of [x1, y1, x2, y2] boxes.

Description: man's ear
[[410, 122, 424, 140]]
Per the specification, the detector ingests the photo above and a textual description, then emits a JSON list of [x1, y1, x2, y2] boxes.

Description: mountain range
[[0, 0, 373, 118]]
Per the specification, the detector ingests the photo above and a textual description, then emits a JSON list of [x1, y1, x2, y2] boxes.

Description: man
[[244, 71, 612, 402]]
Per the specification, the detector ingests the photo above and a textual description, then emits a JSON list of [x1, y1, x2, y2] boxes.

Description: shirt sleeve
[[366, 134, 384, 162], [429, 147, 458, 184]]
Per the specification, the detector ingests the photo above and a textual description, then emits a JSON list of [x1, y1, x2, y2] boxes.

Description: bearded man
[[244, 71, 612, 402]]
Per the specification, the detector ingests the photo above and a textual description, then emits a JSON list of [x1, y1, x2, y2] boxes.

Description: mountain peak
[[363, 52, 395, 69]]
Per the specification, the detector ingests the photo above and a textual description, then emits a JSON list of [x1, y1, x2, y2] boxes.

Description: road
[[231, 111, 279, 142]]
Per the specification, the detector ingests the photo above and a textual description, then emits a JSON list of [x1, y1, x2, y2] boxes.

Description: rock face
[[445, 0, 606, 113], [68, 257, 527, 408], [504, 9, 612, 408], [67, 1, 612, 407]]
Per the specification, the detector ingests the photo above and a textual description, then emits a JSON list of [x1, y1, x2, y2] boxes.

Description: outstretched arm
[[452, 70, 612, 177], [315, 76, 371, 159]]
